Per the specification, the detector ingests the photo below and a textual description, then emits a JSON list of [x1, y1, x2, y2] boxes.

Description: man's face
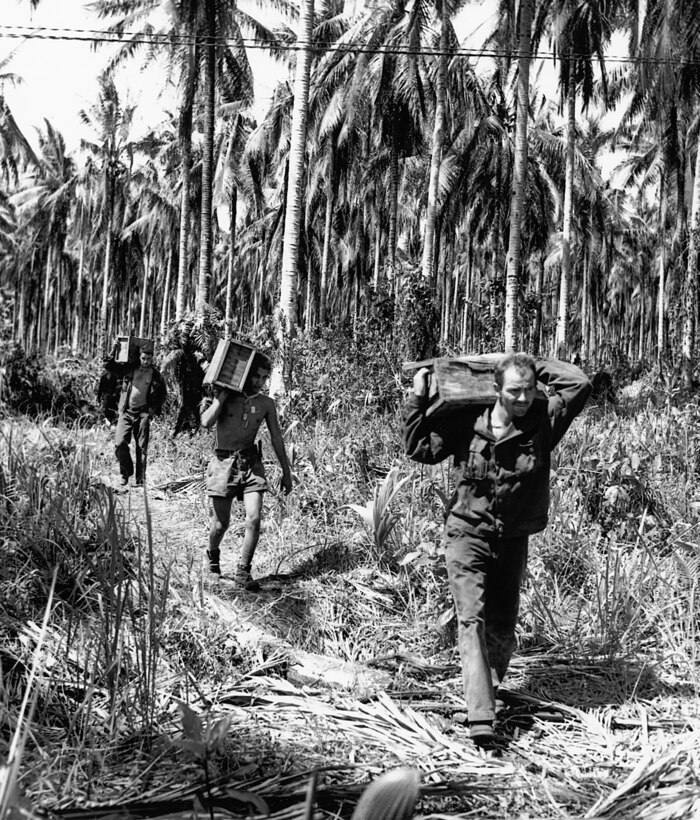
[[496, 366, 536, 418], [247, 366, 269, 394], [139, 349, 154, 368]]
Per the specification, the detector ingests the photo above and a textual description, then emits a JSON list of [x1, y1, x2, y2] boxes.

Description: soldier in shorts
[[200, 353, 293, 590]]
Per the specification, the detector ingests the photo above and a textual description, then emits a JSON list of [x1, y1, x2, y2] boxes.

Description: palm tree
[[91, 0, 270, 321], [274, 0, 315, 394], [552, 0, 611, 360], [212, 110, 256, 334], [612, 0, 700, 376], [504, 0, 533, 351], [79, 76, 137, 355], [11, 120, 78, 352], [420, 0, 450, 281], [124, 145, 180, 340], [0, 54, 39, 182]]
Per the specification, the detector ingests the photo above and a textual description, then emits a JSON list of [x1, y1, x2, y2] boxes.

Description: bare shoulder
[[259, 394, 279, 416]]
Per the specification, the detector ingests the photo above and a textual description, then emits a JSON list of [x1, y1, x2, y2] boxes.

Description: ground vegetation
[[0, 338, 698, 819]]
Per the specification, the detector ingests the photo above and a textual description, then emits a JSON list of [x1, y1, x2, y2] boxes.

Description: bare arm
[[265, 400, 293, 494], [200, 388, 229, 429]]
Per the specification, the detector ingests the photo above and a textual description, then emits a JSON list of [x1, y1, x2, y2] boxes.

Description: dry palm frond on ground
[[1, 403, 699, 820]]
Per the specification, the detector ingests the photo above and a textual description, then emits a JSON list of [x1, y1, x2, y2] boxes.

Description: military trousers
[[444, 527, 528, 723]]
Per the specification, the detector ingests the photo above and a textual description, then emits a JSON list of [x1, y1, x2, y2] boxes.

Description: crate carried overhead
[[403, 353, 547, 417], [203, 338, 258, 392], [115, 336, 153, 363]]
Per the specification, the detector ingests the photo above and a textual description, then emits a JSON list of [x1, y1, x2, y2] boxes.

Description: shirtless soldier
[[201, 353, 293, 590], [105, 340, 168, 488]]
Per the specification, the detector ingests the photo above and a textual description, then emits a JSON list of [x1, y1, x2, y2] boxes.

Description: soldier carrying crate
[[104, 337, 168, 488], [403, 352, 591, 745], [200, 344, 293, 591]]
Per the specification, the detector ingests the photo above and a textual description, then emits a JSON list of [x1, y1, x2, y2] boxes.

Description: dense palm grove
[[1, 0, 700, 378]]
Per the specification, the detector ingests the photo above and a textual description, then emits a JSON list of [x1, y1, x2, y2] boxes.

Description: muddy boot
[[206, 549, 221, 577], [233, 565, 260, 592]]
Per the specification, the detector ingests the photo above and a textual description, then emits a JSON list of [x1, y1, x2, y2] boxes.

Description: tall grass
[[2, 380, 700, 812], [518, 404, 700, 694], [0, 420, 175, 809]]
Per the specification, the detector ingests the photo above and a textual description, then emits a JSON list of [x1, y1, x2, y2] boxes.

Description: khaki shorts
[[206, 450, 268, 499]]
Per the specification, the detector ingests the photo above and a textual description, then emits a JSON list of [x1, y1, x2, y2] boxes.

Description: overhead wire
[[0, 23, 698, 66]]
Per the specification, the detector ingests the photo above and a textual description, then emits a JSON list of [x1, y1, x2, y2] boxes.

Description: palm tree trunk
[[16, 256, 26, 345], [319, 142, 335, 325], [388, 139, 398, 271], [195, 0, 216, 315], [139, 248, 150, 338], [43, 247, 53, 352], [581, 252, 590, 363], [373, 211, 381, 291], [99, 203, 113, 357], [503, 0, 532, 351], [87, 269, 94, 355], [681, 131, 700, 387], [225, 187, 237, 338], [421, 3, 448, 281], [160, 246, 173, 340], [53, 256, 61, 354], [532, 250, 544, 356], [657, 175, 667, 364], [72, 240, 85, 352], [273, 0, 315, 394], [175, 43, 197, 322], [555, 78, 576, 359]]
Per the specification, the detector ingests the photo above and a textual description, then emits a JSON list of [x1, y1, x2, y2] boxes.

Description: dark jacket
[[403, 358, 592, 539], [104, 358, 168, 415]]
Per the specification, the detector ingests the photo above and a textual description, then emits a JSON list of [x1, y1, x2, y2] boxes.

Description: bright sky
[[2, 0, 603, 161], [2, 1, 110, 151], [2, 0, 286, 154]]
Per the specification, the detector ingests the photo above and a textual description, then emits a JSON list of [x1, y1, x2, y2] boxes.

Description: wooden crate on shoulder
[[403, 353, 545, 417], [203, 339, 258, 392], [116, 335, 153, 363]]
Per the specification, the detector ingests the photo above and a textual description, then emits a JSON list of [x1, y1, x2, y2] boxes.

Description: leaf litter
[[3, 420, 700, 820]]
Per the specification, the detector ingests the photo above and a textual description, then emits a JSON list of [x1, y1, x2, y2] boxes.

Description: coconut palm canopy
[[2, 0, 699, 378], [2, 4, 700, 820]]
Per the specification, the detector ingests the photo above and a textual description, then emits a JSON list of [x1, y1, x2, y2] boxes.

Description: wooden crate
[[403, 354, 544, 417], [203, 339, 258, 391], [116, 335, 153, 363]]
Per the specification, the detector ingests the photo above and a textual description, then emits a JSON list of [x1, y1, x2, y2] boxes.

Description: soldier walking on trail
[[104, 340, 168, 488], [403, 353, 591, 745], [200, 353, 293, 591]]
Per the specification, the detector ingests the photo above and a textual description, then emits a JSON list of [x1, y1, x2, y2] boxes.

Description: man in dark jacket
[[104, 340, 168, 488], [97, 369, 120, 426], [403, 353, 591, 744]]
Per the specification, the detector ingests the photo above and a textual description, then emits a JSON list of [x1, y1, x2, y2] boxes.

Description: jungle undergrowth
[[1, 354, 700, 816]]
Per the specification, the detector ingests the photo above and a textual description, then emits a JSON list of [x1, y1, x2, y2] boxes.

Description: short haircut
[[141, 344, 154, 355], [494, 352, 536, 389], [252, 352, 272, 373]]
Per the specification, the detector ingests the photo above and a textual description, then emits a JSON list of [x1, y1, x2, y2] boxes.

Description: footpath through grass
[[0, 392, 699, 819]]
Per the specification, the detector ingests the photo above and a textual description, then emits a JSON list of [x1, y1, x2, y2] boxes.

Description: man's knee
[[210, 517, 229, 540]]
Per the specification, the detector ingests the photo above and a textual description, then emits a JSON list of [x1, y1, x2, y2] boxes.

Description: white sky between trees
[[3, 0, 505, 156], [2, 0, 291, 153]]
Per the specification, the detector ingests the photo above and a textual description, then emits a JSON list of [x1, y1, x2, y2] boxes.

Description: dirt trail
[[106, 468, 395, 696]]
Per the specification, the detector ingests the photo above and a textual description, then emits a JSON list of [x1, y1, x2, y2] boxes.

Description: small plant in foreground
[[172, 701, 266, 819], [346, 466, 409, 563]]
